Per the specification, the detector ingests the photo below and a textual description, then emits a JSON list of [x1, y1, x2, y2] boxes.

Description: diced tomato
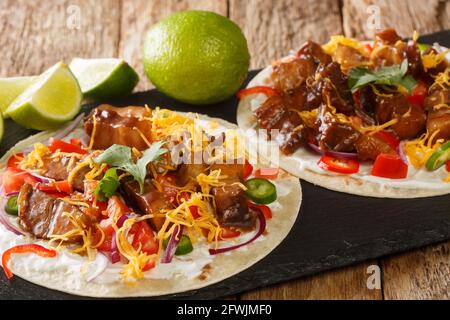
[[255, 167, 279, 179], [407, 81, 428, 107], [237, 86, 279, 100], [220, 227, 241, 239], [318, 155, 360, 174], [48, 138, 87, 155], [37, 180, 72, 194], [2, 168, 38, 194], [131, 221, 159, 255], [374, 130, 400, 150], [69, 138, 83, 147], [248, 202, 272, 220], [142, 260, 156, 272], [371, 153, 408, 179], [364, 43, 373, 53], [93, 218, 115, 252], [243, 160, 253, 179], [352, 90, 361, 108], [446, 161, 450, 172], [6, 153, 24, 170], [178, 191, 200, 219], [107, 195, 131, 218], [156, 174, 179, 205]]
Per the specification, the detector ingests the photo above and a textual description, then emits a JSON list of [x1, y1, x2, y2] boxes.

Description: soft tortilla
[[237, 53, 450, 199], [0, 113, 302, 298]]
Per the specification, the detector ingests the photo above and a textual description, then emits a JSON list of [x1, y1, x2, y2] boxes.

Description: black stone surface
[[0, 31, 449, 300]]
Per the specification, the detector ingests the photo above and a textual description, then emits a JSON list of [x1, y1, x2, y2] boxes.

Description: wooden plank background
[[0, 0, 448, 299]]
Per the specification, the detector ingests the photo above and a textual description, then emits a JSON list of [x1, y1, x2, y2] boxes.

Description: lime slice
[[69, 58, 139, 99], [6, 62, 82, 131], [0, 76, 37, 118]]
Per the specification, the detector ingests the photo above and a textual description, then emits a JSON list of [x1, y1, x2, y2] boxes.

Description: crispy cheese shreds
[[49, 211, 97, 260], [196, 169, 227, 195], [430, 69, 450, 91], [358, 118, 399, 135], [322, 35, 365, 56], [404, 130, 443, 168], [114, 217, 155, 283], [422, 50, 450, 71], [21, 143, 50, 169]]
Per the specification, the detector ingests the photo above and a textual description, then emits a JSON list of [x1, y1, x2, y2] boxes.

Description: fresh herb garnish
[[348, 59, 417, 93], [93, 141, 168, 193], [94, 168, 120, 201]]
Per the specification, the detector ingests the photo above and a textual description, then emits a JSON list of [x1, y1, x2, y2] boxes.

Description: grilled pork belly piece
[[427, 109, 450, 140], [296, 40, 331, 65], [121, 178, 173, 230], [84, 104, 152, 150], [210, 163, 257, 228], [355, 134, 395, 161], [38, 156, 89, 191], [375, 94, 426, 140], [18, 184, 94, 240], [272, 58, 316, 94]]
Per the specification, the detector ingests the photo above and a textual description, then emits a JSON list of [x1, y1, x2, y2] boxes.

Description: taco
[[0, 104, 301, 297], [237, 28, 450, 198]]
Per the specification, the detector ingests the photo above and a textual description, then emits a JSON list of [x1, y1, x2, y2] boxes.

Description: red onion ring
[[209, 208, 266, 255], [161, 225, 183, 264], [398, 141, 409, 165], [5, 191, 19, 197], [307, 143, 359, 160], [111, 214, 129, 264]]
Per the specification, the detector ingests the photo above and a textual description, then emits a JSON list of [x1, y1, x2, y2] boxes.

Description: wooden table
[[1, 0, 449, 300]]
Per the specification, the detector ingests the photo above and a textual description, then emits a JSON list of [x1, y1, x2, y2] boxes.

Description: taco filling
[[0, 105, 300, 287], [238, 29, 450, 187]]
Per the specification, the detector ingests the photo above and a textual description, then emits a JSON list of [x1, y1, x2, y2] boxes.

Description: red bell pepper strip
[[248, 202, 272, 220], [318, 155, 360, 174], [48, 138, 87, 155], [243, 160, 253, 179], [255, 167, 279, 179], [2, 244, 57, 280], [237, 86, 279, 100], [407, 81, 428, 107], [219, 227, 241, 239], [446, 161, 450, 172], [37, 180, 72, 194], [371, 153, 408, 179], [374, 130, 400, 150], [7, 153, 24, 170], [178, 192, 200, 219]]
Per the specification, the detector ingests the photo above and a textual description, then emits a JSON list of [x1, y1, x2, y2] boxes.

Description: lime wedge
[[0, 76, 37, 118], [69, 58, 139, 99], [6, 62, 82, 131]]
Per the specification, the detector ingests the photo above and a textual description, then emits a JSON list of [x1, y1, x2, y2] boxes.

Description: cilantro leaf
[[95, 168, 120, 201], [348, 59, 417, 93], [93, 144, 133, 167], [93, 141, 168, 194]]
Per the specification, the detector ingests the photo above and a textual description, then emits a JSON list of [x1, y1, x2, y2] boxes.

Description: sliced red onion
[[307, 143, 358, 160], [28, 172, 53, 183], [0, 197, 24, 236], [398, 141, 409, 165], [6, 191, 19, 197], [111, 215, 129, 264], [209, 208, 266, 255], [161, 225, 183, 264], [86, 252, 109, 282]]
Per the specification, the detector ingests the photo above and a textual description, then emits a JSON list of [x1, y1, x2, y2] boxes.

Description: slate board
[[1, 31, 450, 300]]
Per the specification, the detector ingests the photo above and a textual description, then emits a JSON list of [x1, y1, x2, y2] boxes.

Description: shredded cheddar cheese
[[322, 35, 366, 56], [422, 50, 450, 71], [404, 130, 443, 168]]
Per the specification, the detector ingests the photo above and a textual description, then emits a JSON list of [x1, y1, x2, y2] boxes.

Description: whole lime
[[143, 10, 250, 105]]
